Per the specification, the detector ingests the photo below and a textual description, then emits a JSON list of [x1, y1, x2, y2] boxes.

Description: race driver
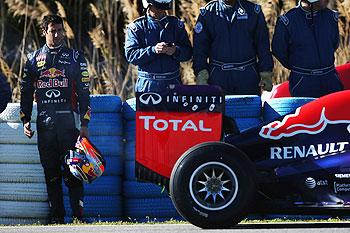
[[20, 15, 90, 224]]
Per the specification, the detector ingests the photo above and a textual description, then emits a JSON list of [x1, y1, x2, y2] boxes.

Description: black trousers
[[37, 113, 84, 219]]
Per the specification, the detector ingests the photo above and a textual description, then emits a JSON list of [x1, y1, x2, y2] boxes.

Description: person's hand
[[79, 126, 89, 138], [196, 69, 209, 85], [23, 122, 35, 138], [154, 42, 168, 54], [164, 44, 176, 56], [259, 71, 273, 92]]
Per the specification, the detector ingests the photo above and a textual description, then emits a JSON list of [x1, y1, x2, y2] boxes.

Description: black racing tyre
[[170, 142, 256, 229]]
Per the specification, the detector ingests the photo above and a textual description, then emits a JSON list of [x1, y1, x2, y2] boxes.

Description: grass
[[2, 216, 350, 227]]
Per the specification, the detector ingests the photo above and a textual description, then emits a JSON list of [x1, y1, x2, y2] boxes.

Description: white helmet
[[142, 0, 173, 10]]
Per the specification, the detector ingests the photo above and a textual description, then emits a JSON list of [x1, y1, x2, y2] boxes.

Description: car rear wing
[[135, 85, 224, 187]]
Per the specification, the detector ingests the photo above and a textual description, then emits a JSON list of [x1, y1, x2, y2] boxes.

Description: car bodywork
[[226, 90, 350, 214], [135, 85, 350, 227]]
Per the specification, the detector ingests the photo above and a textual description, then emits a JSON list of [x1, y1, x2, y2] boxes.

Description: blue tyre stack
[[64, 95, 123, 223], [0, 104, 49, 225], [225, 95, 263, 132], [263, 97, 316, 122], [122, 98, 181, 222]]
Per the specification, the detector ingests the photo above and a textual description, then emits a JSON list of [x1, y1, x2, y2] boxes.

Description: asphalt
[[1, 223, 350, 233]]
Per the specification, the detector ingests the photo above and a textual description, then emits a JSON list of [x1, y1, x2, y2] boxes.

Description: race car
[[135, 85, 350, 229]]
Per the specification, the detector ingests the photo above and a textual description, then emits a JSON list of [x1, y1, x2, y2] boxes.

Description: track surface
[[1, 223, 350, 233]]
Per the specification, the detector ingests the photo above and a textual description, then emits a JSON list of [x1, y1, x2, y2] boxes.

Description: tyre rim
[[189, 161, 238, 211]]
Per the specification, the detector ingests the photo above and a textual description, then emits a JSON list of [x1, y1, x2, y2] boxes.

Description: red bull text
[[37, 78, 68, 89]]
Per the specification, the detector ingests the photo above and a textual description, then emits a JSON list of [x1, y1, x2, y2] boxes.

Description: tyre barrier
[[0, 122, 37, 144], [102, 156, 123, 176], [124, 160, 137, 181], [0, 110, 48, 225], [90, 95, 122, 113], [0, 201, 49, 218], [0, 103, 37, 123], [0, 217, 48, 225], [89, 136, 123, 157], [263, 97, 316, 122], [124, 120, 136, 143], [125, 141, 136, 161], [63, 176, 122, 196], [122, 98, 136, 121], [225, 95, 262, 118], [0, 163, 49, 225], [123, 181, 168, 199], [124, 198, 180, 220], [63, 196, 123, 218], [225, 95, 262, 132], [64, 95, 125, 222], [0, 164, 45, 183], [89, 113, 123, 136], [0, 183, 48, 202], [0, 95, 124, 225], [0, 144, 40, 164]]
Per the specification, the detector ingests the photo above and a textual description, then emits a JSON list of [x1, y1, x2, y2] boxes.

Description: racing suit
[[0, 71, 11, 113], [272, 5, 343, 98], [20, 44, 91, 222], [193, 0, 273, 95], [125, 14, 192, 93]]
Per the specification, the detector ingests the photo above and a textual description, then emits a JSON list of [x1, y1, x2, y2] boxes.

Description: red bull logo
[[40, 68, 65, 78], [37, 78, 68, 89], [260, 91, 350, 140]]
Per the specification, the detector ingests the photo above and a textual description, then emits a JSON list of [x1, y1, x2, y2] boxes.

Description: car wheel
[[170, 142, 256, 229]]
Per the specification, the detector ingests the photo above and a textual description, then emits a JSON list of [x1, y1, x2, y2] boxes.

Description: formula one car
[[135, 85, 350, 229]]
